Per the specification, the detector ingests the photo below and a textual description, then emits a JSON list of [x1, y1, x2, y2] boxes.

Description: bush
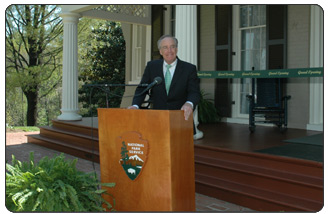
[[198, 90, 220, 123], [6, 153, 115, 212]]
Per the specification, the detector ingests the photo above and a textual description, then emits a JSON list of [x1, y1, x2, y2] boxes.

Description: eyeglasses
[[161, 45, 177, 51]]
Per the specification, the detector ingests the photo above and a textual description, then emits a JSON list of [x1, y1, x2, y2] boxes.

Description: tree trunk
[[24, 90, 38, 126]]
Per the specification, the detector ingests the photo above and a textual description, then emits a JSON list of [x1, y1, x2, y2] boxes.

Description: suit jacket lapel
[[155, 59, 167, 96], [169, 58, 183, 95], [157, 59, 165, 81]]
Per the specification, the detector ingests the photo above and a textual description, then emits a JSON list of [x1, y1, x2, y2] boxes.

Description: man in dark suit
[[128, 35, 200, 121]]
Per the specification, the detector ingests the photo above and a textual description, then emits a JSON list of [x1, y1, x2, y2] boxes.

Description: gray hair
[[157, 35, 178, 50]]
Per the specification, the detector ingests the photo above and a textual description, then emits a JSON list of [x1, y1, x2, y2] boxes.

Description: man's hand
[[181, 102, 193, 121]]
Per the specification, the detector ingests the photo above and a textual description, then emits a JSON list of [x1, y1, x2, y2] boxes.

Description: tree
[[78, 20, 126, 116], [6, 5, 63, 126], [120, 141, 129, 165]]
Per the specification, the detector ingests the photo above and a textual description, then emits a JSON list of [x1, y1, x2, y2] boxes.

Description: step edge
[[27, 135, 99, 155], [195, 173, 323, 210], [195, 158, 323, 188], [39, 126, 99, 141]]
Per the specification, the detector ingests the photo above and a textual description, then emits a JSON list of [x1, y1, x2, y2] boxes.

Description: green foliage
[[78, 20, 126, 116], [5, 87, 27, 126], [6, 153, 115, 212], [6, 5, 63, 126], [198, 90, 220, 123], [7, 126, 40, 132], [36, 86, 62, 126]]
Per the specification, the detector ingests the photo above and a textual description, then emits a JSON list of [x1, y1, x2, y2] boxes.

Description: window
[[239, 5, 266, 114]]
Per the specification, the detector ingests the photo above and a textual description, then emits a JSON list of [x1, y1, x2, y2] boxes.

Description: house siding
[[199, 5, 216, 100], [287, 5, 311, 129]]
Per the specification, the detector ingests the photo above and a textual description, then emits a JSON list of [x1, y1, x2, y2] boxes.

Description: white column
[[307, 6, 323, 131], [57, 12, 82, 121], [175, 5, 203, 140], [175, 5, 197, 65]]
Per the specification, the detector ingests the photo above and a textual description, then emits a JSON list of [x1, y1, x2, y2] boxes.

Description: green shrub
[[6, 153, 115, 212], [198, 90, 220, 123]]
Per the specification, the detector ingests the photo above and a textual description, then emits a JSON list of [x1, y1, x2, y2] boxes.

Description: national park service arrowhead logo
[[117, 132, 148, 181]]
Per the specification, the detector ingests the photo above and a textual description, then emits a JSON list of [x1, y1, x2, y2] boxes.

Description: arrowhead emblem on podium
[[118, 131, 149, 181]]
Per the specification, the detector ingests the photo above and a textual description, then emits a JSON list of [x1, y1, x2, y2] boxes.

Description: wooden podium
[[97, 108, 195, 211]]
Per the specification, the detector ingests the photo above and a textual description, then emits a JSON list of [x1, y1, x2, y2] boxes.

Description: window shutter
[[266, 5, 287, 101], [267, 5, 287, 69], [151, 5, 164, 60], [215, 5, 233, 117]]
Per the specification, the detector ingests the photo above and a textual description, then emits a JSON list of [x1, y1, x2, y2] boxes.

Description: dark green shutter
[[267, 5, 287, 69], [266, 5, 287, 101], [151, 5, 164, 60], [214, 5, 233, 117]]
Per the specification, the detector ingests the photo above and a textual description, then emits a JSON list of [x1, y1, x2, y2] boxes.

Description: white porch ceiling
[[60, 5, 151, 25]]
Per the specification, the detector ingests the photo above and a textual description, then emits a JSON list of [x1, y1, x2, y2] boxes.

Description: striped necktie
[[165, 64, 172, 94]]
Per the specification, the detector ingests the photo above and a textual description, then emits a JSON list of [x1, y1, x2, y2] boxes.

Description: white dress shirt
[[163, 59, 177, 81], [164, 59, 194, 109]]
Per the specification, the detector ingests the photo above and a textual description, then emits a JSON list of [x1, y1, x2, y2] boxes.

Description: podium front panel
[[98, 108, 195, 211]]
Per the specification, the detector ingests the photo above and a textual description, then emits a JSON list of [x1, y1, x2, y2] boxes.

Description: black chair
[[246, 78, 291, 133]]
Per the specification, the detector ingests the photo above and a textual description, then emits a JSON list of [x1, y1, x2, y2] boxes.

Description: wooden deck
[[27, 117, 323, 212], [195, 122, 321, 152]]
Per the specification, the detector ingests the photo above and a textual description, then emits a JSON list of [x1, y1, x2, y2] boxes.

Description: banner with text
[[197, 67, 323, 79]]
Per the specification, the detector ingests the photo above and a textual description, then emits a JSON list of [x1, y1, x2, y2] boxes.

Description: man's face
[[159, 37, 178, 64]]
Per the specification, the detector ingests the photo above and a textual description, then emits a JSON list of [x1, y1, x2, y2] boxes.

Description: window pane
[[254, 50, 261, 69], [260, 48, 266, 69], [242, 29, 255, 50], [252, 5, 259, 26], [240, 6, 248, 27], [247, 30, 254, 50], [259, 5, 266, 25], [248, 6, 254, 26], [241, 50, 253, 70], [261, 27, 266, 48], [253, 28, 261, 49]]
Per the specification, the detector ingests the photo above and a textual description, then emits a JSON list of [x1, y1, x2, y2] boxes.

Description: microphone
[[136, 77, 162, 96], [145, 77, 162, 91]]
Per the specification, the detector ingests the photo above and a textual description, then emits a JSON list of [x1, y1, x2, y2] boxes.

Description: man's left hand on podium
[[181, 102, 193, 121]]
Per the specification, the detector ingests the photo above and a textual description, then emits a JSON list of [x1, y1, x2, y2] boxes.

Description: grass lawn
[[6, 126, 40, 132]]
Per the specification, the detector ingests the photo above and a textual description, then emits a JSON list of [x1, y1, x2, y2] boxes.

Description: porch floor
[[195, 122, 322, 154]]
